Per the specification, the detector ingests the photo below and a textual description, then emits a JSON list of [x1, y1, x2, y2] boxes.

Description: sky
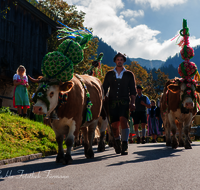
[[66, 0, 200, 61]]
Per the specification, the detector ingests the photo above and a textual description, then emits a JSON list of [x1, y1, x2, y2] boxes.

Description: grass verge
[[0, 113, 60, 160]]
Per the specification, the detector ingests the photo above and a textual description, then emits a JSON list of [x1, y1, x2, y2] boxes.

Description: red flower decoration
[[186, 90, 191, 95], [186, 77, 192, 82], [186, 83, 192, 88]]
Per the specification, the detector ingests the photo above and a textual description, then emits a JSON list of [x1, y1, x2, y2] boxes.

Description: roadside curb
[[0, 145, 84, 166], [0, 153, 43, 166]]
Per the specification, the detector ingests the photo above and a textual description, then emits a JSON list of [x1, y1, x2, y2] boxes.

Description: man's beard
[[117, 64, 122, 67]]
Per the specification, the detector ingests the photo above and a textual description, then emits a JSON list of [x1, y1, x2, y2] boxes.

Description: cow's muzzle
[[185, 102, 194, 109], [33, 106, 44, 115]]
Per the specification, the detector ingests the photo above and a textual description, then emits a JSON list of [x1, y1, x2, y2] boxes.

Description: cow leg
[[87, 121, 98, 159], [183, 117, 192, 149], [82, 127, 89, 158], [168, 115, 178, 149], [63, 120, 76, 165], [98, 118, 107, 152], [177, 122, 184, 147], [165, 117, 171, 146], [56, 135, 65, 163], [63, 137, 74, 165], [171, 124, 178, 149]]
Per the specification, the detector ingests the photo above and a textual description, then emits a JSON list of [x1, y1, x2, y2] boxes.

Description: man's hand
[[140, 101, 146, 106], [130, 103, 136, 111]]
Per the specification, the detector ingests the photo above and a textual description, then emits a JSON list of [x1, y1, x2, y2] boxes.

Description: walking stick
[[102, 105, 117, 148]]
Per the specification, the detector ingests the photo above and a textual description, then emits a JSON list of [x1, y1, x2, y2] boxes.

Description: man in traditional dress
[[103, 52, 136, 155], [132, 85, 151, 144]]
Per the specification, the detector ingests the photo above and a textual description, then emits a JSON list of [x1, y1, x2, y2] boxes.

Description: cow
[[29, 74, 103, 164], [160, 78, 200, 149]]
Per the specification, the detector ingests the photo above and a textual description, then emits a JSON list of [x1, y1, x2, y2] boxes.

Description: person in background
[[103, 52, 136, 155], [132, 85, 151, 144], [156, 99, 163, 135], [13, 65, 30, 117], [147, 100, 161, 143]]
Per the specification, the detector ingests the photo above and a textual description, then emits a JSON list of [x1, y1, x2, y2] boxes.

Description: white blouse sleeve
[[13, 74, 19, 81], [25, 75, 28, 82]]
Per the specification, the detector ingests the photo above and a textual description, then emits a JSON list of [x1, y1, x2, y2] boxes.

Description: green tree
[[34, 0, 99, 74], [143, 69, 169, 100], [125, 61, 148, 86]]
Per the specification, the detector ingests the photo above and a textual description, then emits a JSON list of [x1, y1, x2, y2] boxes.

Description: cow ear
[[167, 84, 180, 93], [59, 81, 74, 93], [195, 85, 200, 93]]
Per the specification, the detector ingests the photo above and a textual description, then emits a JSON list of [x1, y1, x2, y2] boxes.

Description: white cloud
[[64, 0, 200, 61], [120, 9, 144, 18], [134, 0, 188, 10]]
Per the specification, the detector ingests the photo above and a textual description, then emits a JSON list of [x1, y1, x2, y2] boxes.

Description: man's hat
[[113, 52, 126, 62], [137, 85, 143, 90]]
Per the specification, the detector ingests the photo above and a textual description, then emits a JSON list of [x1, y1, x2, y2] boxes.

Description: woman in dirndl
[[13, 65, 30, 117], [147, 100, 161, 143]]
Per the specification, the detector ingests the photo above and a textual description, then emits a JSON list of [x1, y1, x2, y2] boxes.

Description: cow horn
[[28, 75, 41, 83]]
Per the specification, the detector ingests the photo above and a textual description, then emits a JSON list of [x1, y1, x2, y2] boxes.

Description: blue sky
[[66, 0, 200, 61]]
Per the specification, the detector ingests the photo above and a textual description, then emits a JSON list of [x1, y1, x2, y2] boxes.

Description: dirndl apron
[[13, 79, 30, 109]]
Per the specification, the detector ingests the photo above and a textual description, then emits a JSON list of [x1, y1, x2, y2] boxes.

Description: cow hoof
[[56, 153, 65, 163], [166, 141, 171, 146], [63, 154, 73, 165], [74, 140, 80, 147], [109, 141, 114, 147], [185, 141, 192, 149], [97, 141, 105, 152], [86, 149, 94, 159], [179, 140, 184, 147], [84, 143, 89, 158], [171, 142, 178, 149]]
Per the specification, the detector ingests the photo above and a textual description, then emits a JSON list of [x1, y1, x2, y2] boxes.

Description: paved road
[[1, 142, 200, 190]]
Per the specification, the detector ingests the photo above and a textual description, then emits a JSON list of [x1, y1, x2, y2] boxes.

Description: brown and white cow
[[160, 78, 200, 149], [29, 74, 103, 164]]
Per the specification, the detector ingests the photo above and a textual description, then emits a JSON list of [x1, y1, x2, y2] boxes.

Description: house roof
[[17, 0, 58, 30]]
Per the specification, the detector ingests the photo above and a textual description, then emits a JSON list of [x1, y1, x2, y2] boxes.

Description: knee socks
[[142, 128, 146, 137], [135, 130, 139, 137], [121, 128, 129, 142]]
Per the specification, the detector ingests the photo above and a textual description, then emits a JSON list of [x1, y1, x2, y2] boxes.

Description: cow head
[[167, 78, 200, 110], [29, 76, 73, 116]]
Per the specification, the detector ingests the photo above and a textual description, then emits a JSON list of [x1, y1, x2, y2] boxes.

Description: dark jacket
[[103, 69, 136, 100]]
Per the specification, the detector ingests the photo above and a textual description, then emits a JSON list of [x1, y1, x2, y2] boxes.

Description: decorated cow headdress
[[41, 21, 93, 82], [169, 19, 200, 111], [30, 23, 96, 122]]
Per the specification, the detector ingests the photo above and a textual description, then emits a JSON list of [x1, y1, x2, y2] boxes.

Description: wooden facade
[[0, 0, 57, 108], [0, 0, 57, 78]]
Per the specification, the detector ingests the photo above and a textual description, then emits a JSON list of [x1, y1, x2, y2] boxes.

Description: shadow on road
[[0, 146, 118, 181], [107, 147, 183, 167]]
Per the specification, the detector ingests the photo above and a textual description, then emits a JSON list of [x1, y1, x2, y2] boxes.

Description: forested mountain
[[158, 45, 200, 79], [96, 37, 164, 68], [163, 45, 200, 69], [96, 37, 132, 66], [96, 37, 200, 79], [131, 58, 164, 69]]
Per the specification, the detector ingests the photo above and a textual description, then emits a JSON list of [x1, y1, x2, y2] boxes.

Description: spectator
[[147, 100, 161, 143], [13, 65, 30, 117], [156, 99, 163, 135], [132, 85, 151, 144]]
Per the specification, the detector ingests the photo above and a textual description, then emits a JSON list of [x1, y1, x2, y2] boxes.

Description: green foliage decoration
[[57, 39, 84, 65], [41, 51, 74, 82]]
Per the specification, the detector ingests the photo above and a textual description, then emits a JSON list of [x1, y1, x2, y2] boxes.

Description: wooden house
[[0, 0, 57, 109]]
